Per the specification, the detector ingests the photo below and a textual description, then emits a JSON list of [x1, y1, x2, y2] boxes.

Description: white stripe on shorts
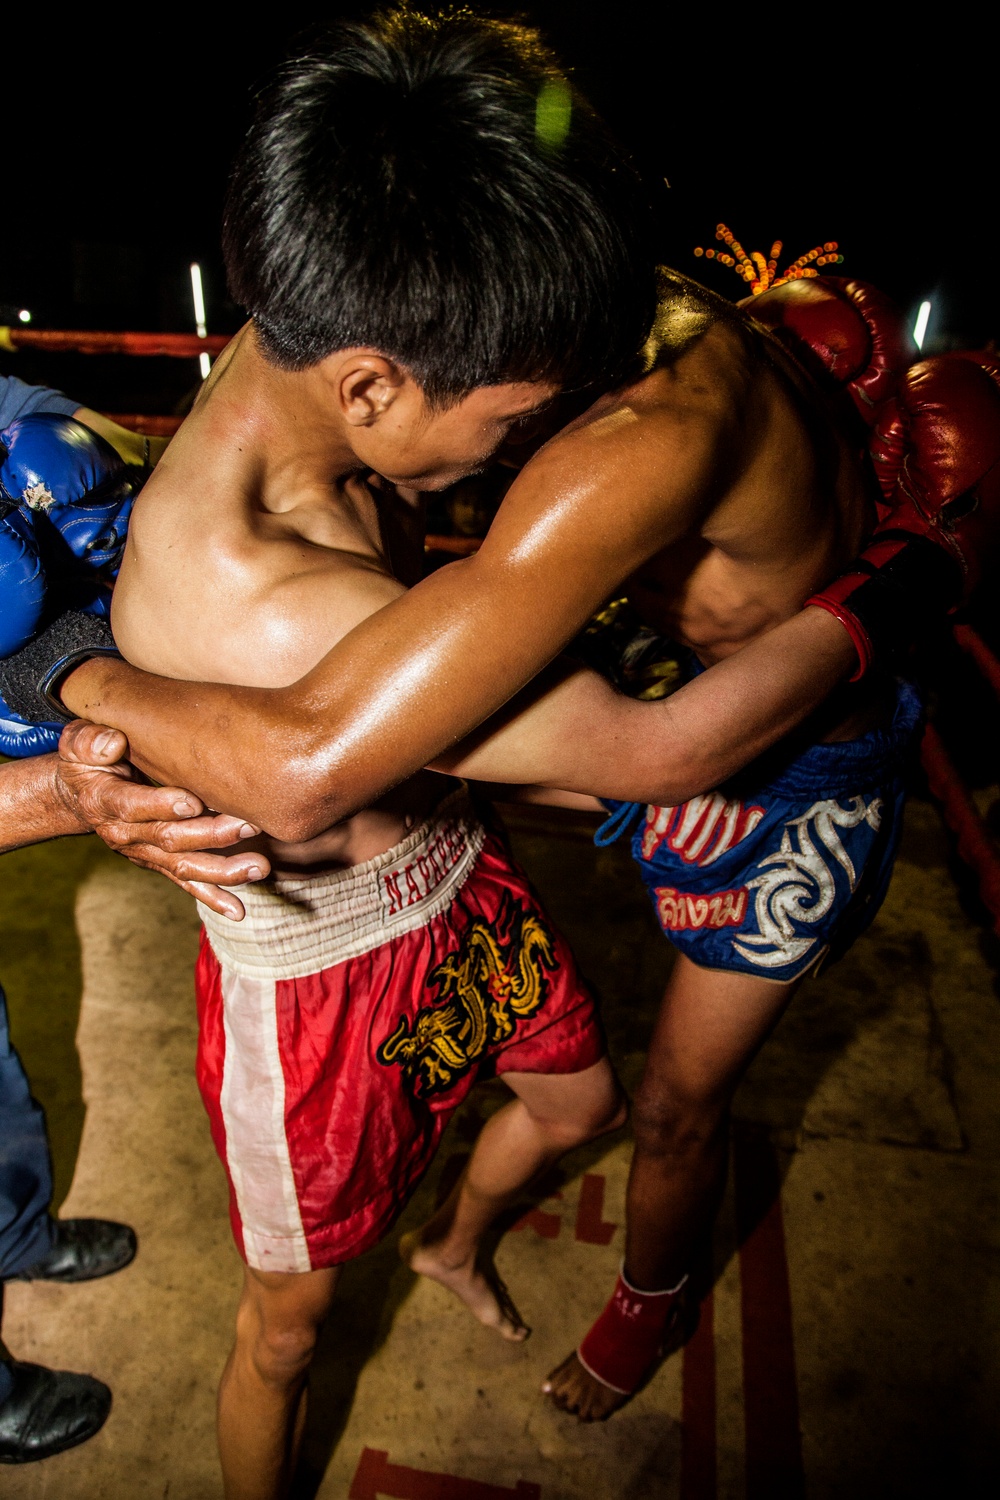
[[218, 969, 311, 1273]]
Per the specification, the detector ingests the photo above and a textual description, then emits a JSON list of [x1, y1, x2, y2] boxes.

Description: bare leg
[[217, 1263, 339, 1500], [546, 955, 799, 1420], [402, 1056, 626, 1339]]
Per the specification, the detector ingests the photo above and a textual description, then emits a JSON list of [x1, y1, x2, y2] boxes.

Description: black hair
[[223, 4, 656, 403]]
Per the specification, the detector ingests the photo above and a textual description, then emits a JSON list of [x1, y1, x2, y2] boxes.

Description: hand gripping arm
[[0, 726, 271, 921]]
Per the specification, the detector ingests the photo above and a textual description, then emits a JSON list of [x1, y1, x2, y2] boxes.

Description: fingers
[[59, 719, 131, 767], [182, 881, 248, 921], [145, 866, 248, 921], [113, 812, 260, 853], [59, 723, 210, 820], [101, 834, 270, 885], [92, 777, 208, 825], [162, 814, 261, 851], [101, 843, 266, 919], [160, 849, 270, 885]]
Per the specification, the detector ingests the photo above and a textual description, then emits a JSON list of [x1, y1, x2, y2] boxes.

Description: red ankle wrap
[[577, 1268, 686, 1395]]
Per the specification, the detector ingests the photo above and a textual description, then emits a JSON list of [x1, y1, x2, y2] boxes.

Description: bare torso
[[544, 274, 882, 737], [112, 336, 444, 873], [112, 276, 881, 868]]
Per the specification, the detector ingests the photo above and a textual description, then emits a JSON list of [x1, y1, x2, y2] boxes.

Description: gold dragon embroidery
[[377, 890, 557, 1098]]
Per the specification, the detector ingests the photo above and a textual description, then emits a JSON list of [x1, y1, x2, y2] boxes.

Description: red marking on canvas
[[573, 1174, 618, 1245], [680, 1289, 717, 1500], [511, 1191, 563, 1239], [734, 1130, 805, 1500], [350, 1448, 541, 1499]]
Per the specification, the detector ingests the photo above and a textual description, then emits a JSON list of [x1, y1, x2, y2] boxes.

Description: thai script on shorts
[[382, 820, 470, 916], [655, 885, 749, 931]]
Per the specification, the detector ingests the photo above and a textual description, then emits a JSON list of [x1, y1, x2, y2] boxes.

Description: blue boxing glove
[[0, 500, 46, 656], [0, 414, 136, 758], [0, 689, 64, 757], [0, 413, 136, 608]]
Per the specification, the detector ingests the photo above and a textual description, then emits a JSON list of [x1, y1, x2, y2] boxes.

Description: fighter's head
[[222, 4, 655, 486]]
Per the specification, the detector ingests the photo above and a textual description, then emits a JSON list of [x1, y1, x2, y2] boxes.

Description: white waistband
[[198, 787, 485, 980]]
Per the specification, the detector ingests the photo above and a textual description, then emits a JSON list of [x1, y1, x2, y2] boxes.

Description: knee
[[598, 1090, 630, 1138], [536, 1084, 629, 1152], [631, 1080, 725, 1160], [236, 1300, 320, 1391]]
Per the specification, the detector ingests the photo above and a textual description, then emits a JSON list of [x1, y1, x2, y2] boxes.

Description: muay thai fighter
[[4, 4, 998, 1457], [6, 18, 658, 1499]]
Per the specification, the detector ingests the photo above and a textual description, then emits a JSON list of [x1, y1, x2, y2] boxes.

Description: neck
[[196, 324, 362, 486]]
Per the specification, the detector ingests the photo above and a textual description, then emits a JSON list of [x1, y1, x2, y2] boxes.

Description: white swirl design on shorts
[[732, 796, 883, 970]]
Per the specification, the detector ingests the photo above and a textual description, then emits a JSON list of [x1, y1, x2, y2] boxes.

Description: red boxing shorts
[[194, 789, 603, 1274]]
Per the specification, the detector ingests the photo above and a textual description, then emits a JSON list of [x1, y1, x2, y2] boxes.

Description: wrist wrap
[[570, 598, 683, 700], [805, 532, 963, 681], [0, 610, 120, 724], [576, 1267, 689, 1395]]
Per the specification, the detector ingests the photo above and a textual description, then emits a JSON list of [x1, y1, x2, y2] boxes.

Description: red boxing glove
[[745, 275, 913, 422], [807, 351, 1000, 677], [869, 350, 1000, 561]]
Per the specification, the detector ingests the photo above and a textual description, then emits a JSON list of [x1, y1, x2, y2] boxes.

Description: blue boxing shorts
[[598, 678, 923, 983]]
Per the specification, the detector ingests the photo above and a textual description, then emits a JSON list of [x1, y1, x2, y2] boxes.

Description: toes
[[545, 1354, 577, 1386], [544, 1380, 579, 1414], [542, 1355, 627, 1423]]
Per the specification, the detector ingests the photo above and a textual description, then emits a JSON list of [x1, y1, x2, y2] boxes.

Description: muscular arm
[[60, 417, 856, 837], [60, 417, 717, 829], [433, 607, 856, 802]]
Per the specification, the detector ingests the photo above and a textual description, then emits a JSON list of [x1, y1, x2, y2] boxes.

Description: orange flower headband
[[694, 223, 844, 295]]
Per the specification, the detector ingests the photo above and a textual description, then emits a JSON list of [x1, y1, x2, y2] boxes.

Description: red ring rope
[[920, 723, 1000, 936], [953, 623, 1000, 703], [1, 329, 229, 357]]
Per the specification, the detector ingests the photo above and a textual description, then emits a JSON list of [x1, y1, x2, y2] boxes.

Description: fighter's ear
[[324, 351, 408, 427]]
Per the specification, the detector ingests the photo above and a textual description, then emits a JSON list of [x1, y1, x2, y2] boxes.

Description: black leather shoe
[[9, 1219, 137, 1284], [0, 1361, 111, 1463]]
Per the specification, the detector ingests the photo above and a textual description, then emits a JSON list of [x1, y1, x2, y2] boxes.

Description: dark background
[[1, 3, 993, 412]]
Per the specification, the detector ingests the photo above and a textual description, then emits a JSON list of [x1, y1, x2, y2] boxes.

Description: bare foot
[[399, 1230, 529, 1342], [542, 1352, 628, 1421]]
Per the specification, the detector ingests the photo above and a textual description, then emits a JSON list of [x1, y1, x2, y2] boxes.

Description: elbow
[[263, 805, 329, 846], [636, 746, 714, 809], [248, 731, 368, 844], [232, 740, 338, 845], [258, 767, 338, 844]]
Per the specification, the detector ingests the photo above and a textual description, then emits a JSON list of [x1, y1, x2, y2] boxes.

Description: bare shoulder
[[484, 353, 742, 569], [116, 451, 406, 687]]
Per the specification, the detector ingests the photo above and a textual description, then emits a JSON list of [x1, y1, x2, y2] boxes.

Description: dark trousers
[[1, 982, 56, 1404]]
